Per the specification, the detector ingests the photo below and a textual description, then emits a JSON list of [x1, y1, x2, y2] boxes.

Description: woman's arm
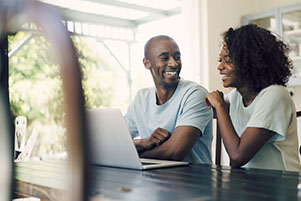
[[206, 91, 274, 167]]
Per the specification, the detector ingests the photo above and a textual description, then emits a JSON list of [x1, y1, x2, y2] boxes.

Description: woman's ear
[[143, 58, 151, 69]]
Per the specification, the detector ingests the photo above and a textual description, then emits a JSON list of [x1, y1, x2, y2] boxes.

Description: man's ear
[[143, 58, 151, 69]]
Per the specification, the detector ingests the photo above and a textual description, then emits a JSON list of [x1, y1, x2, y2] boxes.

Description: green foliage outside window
[[9, 32, 114, 159]]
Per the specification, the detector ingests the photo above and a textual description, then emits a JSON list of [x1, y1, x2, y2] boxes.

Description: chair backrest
[[14, 116, 27, 152], [296, 111, 301, 157], [213, 112, 222, 166], [14, 116, 39, 161]]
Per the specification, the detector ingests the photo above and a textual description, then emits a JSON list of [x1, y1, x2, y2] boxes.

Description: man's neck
[[155, 83, 179, 105]]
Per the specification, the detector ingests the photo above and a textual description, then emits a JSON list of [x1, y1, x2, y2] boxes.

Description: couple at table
[[124, 24, 301, 172]]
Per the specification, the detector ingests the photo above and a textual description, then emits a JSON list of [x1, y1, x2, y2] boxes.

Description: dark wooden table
[[14, 160, 301, 201]]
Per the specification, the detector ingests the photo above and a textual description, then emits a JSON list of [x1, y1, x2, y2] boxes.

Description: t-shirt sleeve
[[227, 90, 236, 103], [247, 86, 294, 141], [124, 100, 139, 138], [176, 87, 213, 134]]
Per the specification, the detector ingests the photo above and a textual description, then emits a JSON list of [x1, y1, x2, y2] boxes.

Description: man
[[124, 35, 212, 164]]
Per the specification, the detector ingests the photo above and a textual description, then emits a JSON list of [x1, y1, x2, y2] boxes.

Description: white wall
[[200, 0, 253, 91], [251, 0, 301, 12], [201, 0, 301, 92], [198, 0, 301, 165]]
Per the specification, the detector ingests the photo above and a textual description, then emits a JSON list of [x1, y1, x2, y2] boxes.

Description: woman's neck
[[237, 86, 258, 107]]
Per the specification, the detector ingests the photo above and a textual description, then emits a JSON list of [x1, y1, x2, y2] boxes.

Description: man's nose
[[168, 57, 178, 67]]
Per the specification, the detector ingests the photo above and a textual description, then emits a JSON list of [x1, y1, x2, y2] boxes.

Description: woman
[[205, 24, 301, 171]]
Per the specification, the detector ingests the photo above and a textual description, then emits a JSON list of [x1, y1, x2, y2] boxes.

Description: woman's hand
[[205, 90, 225, 109]]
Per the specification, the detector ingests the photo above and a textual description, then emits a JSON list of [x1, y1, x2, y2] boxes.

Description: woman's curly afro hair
[[223, 24, 293, 93]]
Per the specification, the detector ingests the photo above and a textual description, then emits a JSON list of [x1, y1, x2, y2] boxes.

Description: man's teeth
[[165, 72, 177, 75]]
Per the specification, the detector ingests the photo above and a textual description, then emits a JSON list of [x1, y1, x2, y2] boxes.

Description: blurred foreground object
[[0, 91, 13, 201], [0, 0, 89, 200]]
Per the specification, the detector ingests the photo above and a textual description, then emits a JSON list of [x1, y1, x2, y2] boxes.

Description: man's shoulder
[[135, 87, 153, 96], [132, 87, 154, 104], [179, 79, 208, 94]]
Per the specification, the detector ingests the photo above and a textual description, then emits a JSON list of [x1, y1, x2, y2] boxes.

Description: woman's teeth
[[223, 75, 229, 78]]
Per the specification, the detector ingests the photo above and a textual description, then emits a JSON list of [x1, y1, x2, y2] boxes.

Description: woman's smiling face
[[217, 45, 238, 88]]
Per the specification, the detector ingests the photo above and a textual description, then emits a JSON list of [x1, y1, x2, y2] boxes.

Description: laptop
[[86, 108, 189, 170]]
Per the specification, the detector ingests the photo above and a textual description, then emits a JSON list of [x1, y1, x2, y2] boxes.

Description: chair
[[14, 116, 39, 161], [14, 116, 27, 158], [297, 111, 301, 157], [213, 111, 222, 166]]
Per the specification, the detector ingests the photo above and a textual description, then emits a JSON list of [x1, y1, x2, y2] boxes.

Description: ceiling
[[38, 0, 182, 29]]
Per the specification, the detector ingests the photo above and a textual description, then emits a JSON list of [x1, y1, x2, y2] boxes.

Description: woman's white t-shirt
[[228, 85, 301, 171]]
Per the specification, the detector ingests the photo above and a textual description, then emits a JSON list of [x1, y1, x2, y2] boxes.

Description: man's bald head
[[144, 35, 176, 59]]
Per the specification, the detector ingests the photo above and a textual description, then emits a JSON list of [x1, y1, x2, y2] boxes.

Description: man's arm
[[133, 127, 170, 152], [139, 126, 201, 161], [138, 86, 211, 161]]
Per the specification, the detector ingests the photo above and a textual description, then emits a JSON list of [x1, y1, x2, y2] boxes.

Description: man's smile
[[165, 71, 177, 75], [163, 67, 180, 78]]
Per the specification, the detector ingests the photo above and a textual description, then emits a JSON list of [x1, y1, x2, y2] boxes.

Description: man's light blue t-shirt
[[124, 79, 213, 164]]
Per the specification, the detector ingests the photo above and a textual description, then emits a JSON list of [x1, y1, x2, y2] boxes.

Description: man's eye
[[174, 55, 181, 60], [160, 57, 169, 61]]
